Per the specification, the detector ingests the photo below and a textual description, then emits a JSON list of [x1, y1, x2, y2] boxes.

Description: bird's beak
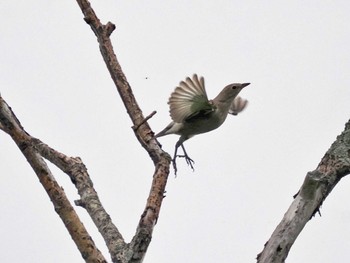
[[241, 83, 250, 88]]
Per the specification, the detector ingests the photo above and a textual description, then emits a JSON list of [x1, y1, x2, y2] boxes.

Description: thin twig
[[132, 110, 157, 131]]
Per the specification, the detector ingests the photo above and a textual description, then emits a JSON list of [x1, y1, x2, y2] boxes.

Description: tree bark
[[1, 1, 349, 262], [257, 119, 350, 263], [75, 0, 172, 261], [0, 97, 107, 263], [1, 0, 171, 262]]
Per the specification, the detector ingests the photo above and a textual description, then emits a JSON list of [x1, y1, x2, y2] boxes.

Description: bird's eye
[[231, 86, 237, 89]]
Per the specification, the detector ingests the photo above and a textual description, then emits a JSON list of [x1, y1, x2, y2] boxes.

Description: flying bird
[[156, 74, 249, 174]]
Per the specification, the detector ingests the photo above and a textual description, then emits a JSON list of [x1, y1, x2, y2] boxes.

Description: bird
[[156, 74, 250, 174]]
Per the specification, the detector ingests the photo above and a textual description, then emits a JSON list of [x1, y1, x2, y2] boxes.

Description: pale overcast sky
[[1, 1, 350, 262]]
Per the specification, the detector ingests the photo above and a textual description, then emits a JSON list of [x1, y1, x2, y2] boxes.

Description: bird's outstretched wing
[[228, 96, 248, 115], [168, 74, 214, 123]]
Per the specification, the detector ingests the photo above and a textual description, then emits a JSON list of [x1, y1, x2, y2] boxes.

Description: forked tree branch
[[1, 0, 171, 261], [257, 119, 350, 263], [75, 0, 171, 261], [5, 1, 347, 262], [0, 97, 107, 263], [32, 139, 126, 259]]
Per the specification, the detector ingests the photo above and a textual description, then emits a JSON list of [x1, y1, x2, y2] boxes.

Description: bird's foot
[[172, 143, 195, 175], [172, 154, 194, 175], [172, 155, 195, 176], [176, 154, 195, 170]]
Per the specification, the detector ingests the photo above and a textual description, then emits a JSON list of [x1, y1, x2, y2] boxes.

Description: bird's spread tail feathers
[[228, 96, 248, 115]]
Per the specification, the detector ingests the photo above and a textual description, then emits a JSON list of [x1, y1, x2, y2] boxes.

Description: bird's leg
[[179, 144, 195, 170], [172, 142, 180, 175], [172, 141, 195, 173]]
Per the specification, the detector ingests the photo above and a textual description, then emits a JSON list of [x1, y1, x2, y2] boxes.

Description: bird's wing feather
[[228, 96, 248, 115], [168, 74, 213, 123]]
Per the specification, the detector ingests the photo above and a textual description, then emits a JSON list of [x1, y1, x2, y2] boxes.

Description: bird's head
[[215, 83, 250, 102]]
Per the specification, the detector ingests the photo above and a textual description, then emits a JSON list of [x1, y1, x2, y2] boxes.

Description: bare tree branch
[[74, 0, 171, 261], [0, 96, 107, 263], [1, 0, 171, 261], [32, 139, 126, 258], [257, 119, 350, 263], [2, 1, 349, 261]]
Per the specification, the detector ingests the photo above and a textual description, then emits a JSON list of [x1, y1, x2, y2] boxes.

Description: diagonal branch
[[76, 0, 171, 262], [32, 139, 126, 259], [257, 119, 350, 263], [0, 96, 107, 263], [2, 1, 171, 261]]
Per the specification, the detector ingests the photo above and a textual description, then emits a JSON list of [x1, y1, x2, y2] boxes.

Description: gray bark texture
[[257, 119, 350, 263], [0, 0, 171, 262], [1, 0, 349, 262]]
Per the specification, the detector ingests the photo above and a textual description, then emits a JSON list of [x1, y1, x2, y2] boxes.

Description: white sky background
[[1, 1, 350, 262]]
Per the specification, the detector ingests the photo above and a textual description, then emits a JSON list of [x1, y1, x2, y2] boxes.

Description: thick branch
[[0, 96, 107, 263], [76, 0, 171, 262], [32, 139, 126, 259], [257, 119, 350, 263]]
